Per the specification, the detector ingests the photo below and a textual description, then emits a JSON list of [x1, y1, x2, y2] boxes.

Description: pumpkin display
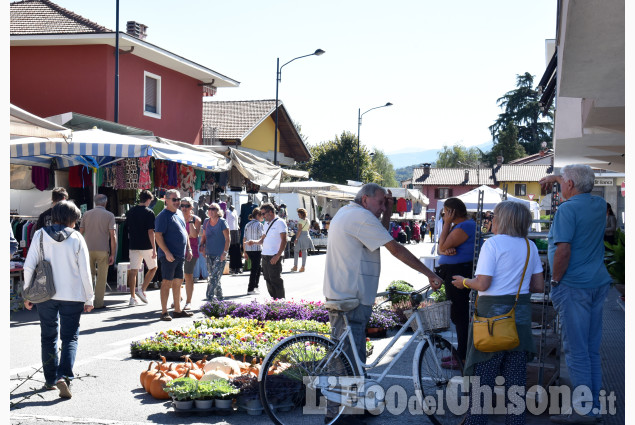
[[148, 370, 172, 399], [200, 369, 230, 382], [165, 363, 180, 379], [143, 363, 162, 392]]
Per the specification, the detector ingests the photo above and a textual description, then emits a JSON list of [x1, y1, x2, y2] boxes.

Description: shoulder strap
[[39, 229, 44, 262], [264, 218, 279, 238]]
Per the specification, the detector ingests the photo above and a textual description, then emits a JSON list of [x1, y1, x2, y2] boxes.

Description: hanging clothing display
[[229, 167, 244, 191], [194, 169, 206, 191], [406, 199, 412, 212], [31, 166, 50, 191], [138, 156, 152, 189], [124, 158, 139, 190], [179, 165, 196, 193], [69, 165, 92, 188], [167, 162, 179, 187], [413, 202, 423, 215], [154, 160, 169, 188], [115, 161, 126, 189]]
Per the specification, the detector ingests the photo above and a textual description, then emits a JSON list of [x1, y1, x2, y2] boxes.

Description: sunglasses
[[209, 207, 219, 211], [180, 204, 191, 209], [170, 197, 181, 202]]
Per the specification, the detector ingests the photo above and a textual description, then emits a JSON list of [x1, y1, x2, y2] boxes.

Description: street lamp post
[[357, 102, 392, 181], [274, 48, 325, 165]]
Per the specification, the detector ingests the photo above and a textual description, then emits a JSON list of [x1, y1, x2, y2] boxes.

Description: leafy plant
[[165, 377, 197, 401], [192, 381, 216, 400], [429, 285, 447, 303], [386, 280, 413, 304], [604, 228, 625, 285], [210, 378, 240, 400], [231, 375, 259, 398]]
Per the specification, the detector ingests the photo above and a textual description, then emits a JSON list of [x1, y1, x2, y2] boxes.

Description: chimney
[[422, 163, 431, 176], [496, 156, 504, 165], [126, 21, 148, 40]]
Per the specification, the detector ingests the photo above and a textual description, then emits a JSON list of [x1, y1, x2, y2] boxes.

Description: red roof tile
[[10, 0, 112, 35]]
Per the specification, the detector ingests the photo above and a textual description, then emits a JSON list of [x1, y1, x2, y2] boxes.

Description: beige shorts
[[129, 249, 158, 270]]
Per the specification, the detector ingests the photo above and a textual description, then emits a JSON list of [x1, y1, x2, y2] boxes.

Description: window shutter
[[434, 188, 439, 198], [448, 188, 453, 197], [145, 76, 157, 113]]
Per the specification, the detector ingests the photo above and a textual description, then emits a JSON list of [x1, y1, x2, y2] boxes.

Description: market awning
[[10, 104, 72, 139]]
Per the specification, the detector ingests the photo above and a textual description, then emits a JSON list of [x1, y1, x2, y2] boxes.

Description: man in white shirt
[[245, 202, 287, 298], [324, 183, 443, 370]]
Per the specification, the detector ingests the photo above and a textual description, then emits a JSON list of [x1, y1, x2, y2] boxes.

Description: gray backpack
[[22, 230, 56, 303]]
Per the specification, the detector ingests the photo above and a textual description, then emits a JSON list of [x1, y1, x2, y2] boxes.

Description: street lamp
[[357, 102, 392, 181], [274, 48, 325, 165]]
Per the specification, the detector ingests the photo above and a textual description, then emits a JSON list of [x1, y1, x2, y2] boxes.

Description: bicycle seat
[[324, 298, 360, 312]]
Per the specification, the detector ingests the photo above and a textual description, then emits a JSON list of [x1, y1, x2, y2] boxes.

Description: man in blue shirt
[[540, 165, 612, 424], [155, 189, 193, 321]]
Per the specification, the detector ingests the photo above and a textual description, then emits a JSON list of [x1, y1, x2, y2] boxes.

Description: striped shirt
[[243, 219, 264, 252]]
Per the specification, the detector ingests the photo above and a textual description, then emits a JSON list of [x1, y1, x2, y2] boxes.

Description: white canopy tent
[[10, 104, 72, 139], [434, 185, 542, 241]]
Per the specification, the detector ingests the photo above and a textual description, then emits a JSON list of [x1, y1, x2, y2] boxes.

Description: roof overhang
[[10, 33, 240, 87], [46, 111, 154, 136], [551, 0, 624, 172]]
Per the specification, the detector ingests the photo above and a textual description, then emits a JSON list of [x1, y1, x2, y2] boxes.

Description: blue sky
[[11, 0, 556, 155]]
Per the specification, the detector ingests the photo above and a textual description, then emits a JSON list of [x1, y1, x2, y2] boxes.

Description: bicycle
[[258, 286, 468, 425]]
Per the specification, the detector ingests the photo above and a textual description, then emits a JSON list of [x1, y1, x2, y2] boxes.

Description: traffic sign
[[621, 181, 625, 197]]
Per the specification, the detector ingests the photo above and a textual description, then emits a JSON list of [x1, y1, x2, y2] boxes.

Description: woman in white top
[[291, 208, 314, 272], [23, 201, 94, 399], [451, 201, 544, 425]]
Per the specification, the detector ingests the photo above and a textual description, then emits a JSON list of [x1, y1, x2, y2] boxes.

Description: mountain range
[[386, 141, 494, 169]]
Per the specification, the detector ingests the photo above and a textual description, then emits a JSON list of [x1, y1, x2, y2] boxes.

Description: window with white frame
[[515, 183, 527, 196], [435, 188, 453, 199], [144, 71, 161, 118]]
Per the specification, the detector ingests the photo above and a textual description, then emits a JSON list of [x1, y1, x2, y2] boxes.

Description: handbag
[[472, 238, 530, 352], [22, 230, 56, 303]]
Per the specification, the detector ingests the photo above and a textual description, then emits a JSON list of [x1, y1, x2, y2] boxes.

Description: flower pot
[[215, 399, 232, 409], [245, 398, 262, 409], [174, 399, 194, 410], [194, 399, 214, 409], [365, 327, 386, 338]]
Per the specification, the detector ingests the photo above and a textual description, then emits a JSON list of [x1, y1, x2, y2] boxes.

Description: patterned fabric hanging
[[138, 157, 152, 189]]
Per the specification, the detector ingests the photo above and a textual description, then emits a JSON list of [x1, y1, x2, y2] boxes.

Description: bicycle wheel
[[260, 333, 357, 425], [416, 334, 467, 425]]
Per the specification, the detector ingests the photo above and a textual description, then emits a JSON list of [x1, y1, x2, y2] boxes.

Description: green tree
[[435, 144, 482, 168], [304, 131, 375, 184], [489, 72, 553, 155], [486, 122, 526, 163], [371, 149, 397, 187], [395, 165, 418, 185]]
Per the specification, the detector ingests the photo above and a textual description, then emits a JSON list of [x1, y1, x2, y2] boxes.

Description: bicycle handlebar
[[376, 285, 433, 299]]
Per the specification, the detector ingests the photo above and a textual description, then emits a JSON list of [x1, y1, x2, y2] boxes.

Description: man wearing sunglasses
[[154, 189, 193, 321]]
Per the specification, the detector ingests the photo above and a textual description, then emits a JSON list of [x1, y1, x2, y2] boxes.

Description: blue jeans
[[206, 255, 226, 299], [36, 300, 85, 386], [328, 304, 373, 373], [550, 283, 610, 414]]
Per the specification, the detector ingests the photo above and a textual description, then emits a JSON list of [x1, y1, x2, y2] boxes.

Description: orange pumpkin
[[149, 371, 172, 399], [165, 363, 180, 379], [140, 361, 157, 389]]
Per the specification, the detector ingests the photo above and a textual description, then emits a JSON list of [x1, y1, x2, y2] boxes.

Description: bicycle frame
[[334, 306, 443, 384]]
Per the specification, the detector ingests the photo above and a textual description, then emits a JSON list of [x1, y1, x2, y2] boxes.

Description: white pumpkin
[[200, 369, 230, 382], [202, 357, 241, 376]]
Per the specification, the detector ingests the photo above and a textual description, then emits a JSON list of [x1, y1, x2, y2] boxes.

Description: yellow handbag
[[472, 238, 530, 353]]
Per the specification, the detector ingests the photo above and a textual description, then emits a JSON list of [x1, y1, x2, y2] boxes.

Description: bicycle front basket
[[414, 301, 452, 332]]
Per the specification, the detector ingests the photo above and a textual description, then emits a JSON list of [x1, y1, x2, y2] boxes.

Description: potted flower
[[232, 375, 262, 415], [165, 377, 197, 409], [210, 378, 239, 410], [192, 380, 215, 409], [366, 308, 398, 338]]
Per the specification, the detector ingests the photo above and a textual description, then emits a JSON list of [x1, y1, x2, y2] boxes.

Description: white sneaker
[[247, 291, 256, 295], [137, 290, 148, 304], [183, 303, 191, 310], [254, 288, 260, 294], [129, 297, 138, 306]]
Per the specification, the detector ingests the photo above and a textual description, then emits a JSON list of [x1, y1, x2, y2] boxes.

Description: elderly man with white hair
[[540, 164, 613, 424], [80, 193, 117, 309]]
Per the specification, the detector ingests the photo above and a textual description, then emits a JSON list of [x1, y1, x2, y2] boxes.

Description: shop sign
[[594, 178, 613, 186]]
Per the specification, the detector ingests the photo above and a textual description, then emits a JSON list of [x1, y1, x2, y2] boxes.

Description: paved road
[[10, 241, 444, 425]]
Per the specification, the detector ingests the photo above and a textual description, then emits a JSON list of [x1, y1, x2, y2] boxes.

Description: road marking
[[11, 413, 151, 424]]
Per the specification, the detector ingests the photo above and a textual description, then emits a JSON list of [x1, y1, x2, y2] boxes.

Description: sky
[[9, 0, 556, 155]]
